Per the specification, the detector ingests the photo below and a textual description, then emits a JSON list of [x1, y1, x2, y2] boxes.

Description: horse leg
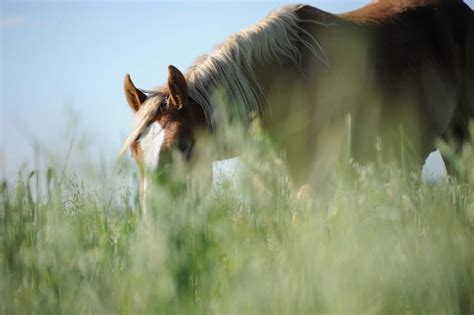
[[441, 111, 472, 181]]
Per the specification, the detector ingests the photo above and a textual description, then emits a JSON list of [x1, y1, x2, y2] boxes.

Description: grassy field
[[1, 125, 474, 314]]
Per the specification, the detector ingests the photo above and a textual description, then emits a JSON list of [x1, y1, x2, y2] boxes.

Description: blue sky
[[2, 0, 473, 180]]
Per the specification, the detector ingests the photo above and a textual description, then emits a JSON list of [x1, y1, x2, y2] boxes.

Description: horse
[[120, 0, 473, 210]]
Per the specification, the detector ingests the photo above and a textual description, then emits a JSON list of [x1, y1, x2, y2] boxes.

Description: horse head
[[121, 66, 208, 211]]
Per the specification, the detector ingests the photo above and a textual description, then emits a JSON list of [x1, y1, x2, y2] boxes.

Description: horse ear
[[167, 65, 188, 109], [124, 74, 147, 113]]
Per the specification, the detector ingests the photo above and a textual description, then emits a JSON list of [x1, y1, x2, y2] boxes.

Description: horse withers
[[120, 0, 474, 209]]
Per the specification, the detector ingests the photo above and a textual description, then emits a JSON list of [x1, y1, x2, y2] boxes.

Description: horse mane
[[119, 4, 327, 157], [185, 4, 327, 127]]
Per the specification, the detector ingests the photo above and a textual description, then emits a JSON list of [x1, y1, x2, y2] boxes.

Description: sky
[[2, 0, 473, 181]]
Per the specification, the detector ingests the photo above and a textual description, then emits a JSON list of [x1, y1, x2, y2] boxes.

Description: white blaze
[[139, 122, 165, 170], [139, 122, 165, 216]]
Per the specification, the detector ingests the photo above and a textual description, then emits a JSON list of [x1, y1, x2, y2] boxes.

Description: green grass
[[2, 127, 474, 314]]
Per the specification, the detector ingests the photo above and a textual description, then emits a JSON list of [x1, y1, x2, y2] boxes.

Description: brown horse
[[120, 0, 473, 208]]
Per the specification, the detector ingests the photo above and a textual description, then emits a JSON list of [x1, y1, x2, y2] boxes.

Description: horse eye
[[177, 138, 192, 156]]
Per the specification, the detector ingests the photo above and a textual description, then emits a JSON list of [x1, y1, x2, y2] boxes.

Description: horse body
[[121, 0, 473, 205], [270, 0, 474, 183]]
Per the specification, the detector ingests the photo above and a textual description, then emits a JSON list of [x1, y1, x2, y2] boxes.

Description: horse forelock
[[119, 93, 164, 158]]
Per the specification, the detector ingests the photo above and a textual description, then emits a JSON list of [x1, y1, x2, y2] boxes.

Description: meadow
[[1, 123, 474, 315]]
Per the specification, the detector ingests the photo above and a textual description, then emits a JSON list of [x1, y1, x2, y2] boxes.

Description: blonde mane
[[120, 4, 327, 157]]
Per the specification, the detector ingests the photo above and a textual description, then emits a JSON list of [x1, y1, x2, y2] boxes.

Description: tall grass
[[1, 123, 474, 314]]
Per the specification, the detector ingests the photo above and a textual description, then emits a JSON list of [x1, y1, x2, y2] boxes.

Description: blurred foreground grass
[[1, 126, 474, 314]]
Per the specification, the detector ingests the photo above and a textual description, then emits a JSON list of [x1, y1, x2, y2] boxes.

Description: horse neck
[[204, 57, 301, 160]]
